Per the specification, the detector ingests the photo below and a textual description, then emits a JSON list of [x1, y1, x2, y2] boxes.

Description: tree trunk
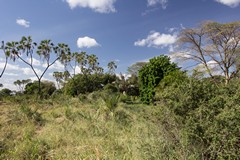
[[225, 73, 230, 85], [38, 79, 42, 97]]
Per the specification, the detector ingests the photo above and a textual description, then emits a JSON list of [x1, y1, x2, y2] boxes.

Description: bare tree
[[127, 62, 147, 76], [176, 21, 240, 84]]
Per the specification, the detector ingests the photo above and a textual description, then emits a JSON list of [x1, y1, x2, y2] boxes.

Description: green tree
[[139, 55, 179, 104], [25, 80, 56, 97], [4, 36, 70, 96], [64, 73, 117, 96], [0, 88, 12, 96]]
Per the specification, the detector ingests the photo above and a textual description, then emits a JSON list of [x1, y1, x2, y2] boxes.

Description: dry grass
[[0, 96, 198, 159]]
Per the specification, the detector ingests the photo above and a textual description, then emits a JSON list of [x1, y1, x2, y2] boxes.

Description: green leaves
[[139, 55, 180, 104]]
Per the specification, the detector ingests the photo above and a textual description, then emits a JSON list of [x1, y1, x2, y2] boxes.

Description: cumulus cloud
[[29, 76, 51, 82], [27, 58, 41, 66], [65, 0, 116, 13], [22, 67, 42, 76], [77, 36, 100, 48], [16, 18, 30, 28], [134, 31, 177, 48], [147, 0, 168, 9], [49, 61, 65, 70], [195, 60, 222, 75], [169, 51, 193, 63], [215, 0, 240, 7], [4, 73, 19, 76], [0, 62, 20, 70]]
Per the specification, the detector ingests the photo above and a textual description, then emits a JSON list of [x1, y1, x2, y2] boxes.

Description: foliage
[[116, 73, 140, 97], [103, 83, 118, 93], [25, 80, 56, 98], [125, 74, 140, 96], [0, 88, 12, 96], [157, 77, 240, 159], [3, 36, 70, 95], [139, 55, 179, 104], [64, 73, 117, 96], [102, 92, 120, 112]]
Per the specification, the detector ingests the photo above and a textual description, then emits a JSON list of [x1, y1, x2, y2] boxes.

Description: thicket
[[138, 55, 180, 104], [155, 76, 240, 159]]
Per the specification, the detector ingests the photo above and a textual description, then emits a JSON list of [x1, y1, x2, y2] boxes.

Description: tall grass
[[0, 95, 200, 159]]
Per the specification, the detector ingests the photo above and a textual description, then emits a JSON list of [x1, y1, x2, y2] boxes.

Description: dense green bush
[[157, 77, 240, 159], [25, 80, 56, 98], [0, 88, 12, 96], [139, 55, 179, 104], [64, 73, 117, 96]]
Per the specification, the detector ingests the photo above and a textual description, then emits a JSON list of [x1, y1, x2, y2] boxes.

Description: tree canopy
[[2, 36, 71, 95], [177, 21, 240, 84]]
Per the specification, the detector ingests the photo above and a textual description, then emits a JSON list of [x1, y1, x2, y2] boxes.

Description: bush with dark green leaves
[[157, 77, 240, 159], [64, 73, 117, 96], [138, 55, 180, 104], [0, 88, 12, 97], [25, 81, 56, 98]]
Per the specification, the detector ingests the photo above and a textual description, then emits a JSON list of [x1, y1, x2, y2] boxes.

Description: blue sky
[[0, 0, 240, 90]]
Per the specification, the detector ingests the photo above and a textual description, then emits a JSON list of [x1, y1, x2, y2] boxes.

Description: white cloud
[[134, 31, 177, 48], [169, 51, 192, 62], [65, 0, 116, 13], [0, 62, 20, 70], [0, 79, 17, 90], [27, 58, 41, 66], [147, 0, 168, 9], [49, 61, 65, 70], [215, 0, 240, 7], [4, 73, 18, 76], [22, 67, 42, 76], [77, 36, 100, 48], [195, 60, 222, 75], [16, 18, 30, 28], [29, 76, 51, 82]]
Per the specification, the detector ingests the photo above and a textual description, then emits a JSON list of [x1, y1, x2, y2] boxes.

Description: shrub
[[25, 80, 56, 98], [138, 55, 180, 104], [102, 93, 120, 112], [157, 78, 240, 159]]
